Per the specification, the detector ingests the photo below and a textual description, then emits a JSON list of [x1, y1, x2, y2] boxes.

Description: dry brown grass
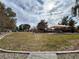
[[0, 32, 79, 51]]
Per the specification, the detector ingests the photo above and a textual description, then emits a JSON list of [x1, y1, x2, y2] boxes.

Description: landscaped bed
[[0, 32, 79, 51]]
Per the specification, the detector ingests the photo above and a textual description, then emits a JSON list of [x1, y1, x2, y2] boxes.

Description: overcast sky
[[0, 0, 77, 27]]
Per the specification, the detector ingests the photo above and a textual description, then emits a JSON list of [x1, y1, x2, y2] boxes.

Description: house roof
[[50, 25, 69, 28]]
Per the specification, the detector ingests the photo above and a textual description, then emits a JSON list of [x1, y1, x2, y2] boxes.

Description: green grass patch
[[0, 32, 79, 51]]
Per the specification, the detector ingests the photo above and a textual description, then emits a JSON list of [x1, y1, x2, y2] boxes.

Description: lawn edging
[[0, 48, 79, 59], [0, 48, 79, 54]]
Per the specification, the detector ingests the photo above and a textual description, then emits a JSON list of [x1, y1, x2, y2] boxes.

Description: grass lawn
[[0, 32, 79, 51]]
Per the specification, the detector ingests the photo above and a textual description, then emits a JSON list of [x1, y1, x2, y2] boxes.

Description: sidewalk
[[27, 53, 57, 59]]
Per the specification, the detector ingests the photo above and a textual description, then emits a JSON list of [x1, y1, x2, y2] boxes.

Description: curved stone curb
[[0, 48, 79, 54], [0, 48, 79, 59]]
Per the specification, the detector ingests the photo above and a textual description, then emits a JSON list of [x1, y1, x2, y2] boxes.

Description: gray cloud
[[0, 0, 75, 27]]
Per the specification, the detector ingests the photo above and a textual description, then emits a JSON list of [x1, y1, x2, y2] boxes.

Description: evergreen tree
[[68, 18, 76, 33], [0, 2, 16, 31], [23, 24, 30, 31], [37, 20, 48, 32], [61, 16, 68, 25], [19, 24, 31, 32]]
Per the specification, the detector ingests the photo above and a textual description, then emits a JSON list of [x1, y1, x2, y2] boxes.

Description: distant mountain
[[0, 0, 76, 26]]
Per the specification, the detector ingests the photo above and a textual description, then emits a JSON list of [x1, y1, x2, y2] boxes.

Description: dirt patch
[[65, 39, 79, 51]]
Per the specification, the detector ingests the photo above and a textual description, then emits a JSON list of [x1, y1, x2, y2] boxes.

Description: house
[[45, 25, 70, 33], [51, 25, 70, 32]]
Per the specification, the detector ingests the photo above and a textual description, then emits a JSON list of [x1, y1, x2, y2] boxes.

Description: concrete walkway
[[27, 53, 57, 59]]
